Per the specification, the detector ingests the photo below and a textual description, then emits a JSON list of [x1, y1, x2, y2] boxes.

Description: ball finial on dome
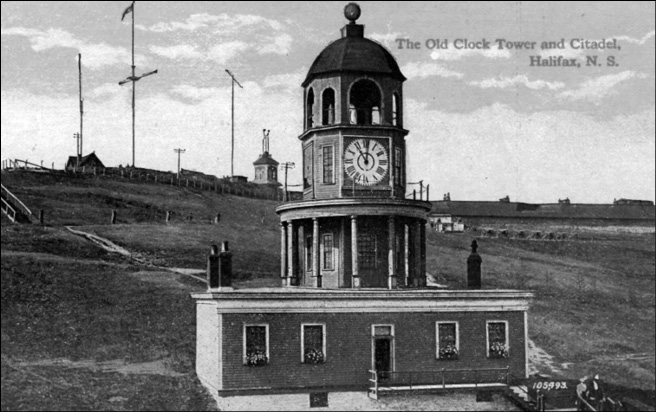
[[344, 3, 361, 23]]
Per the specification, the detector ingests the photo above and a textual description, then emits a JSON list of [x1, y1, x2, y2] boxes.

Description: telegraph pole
[[225, 69, 243, 177], [119, 1, 158, 167], [280, 162, 295, 201], [174, 148, 186, 179], [78, 53, 84, 160]]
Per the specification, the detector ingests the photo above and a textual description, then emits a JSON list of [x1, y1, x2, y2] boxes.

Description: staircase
[[505, 385, 538, 410], [1, 184, 34, 223]]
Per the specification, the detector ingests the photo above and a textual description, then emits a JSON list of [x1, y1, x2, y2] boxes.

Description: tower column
[[351, 215, 360, 288], [388, 216, 397, 289], [420, 220, 427, 287], [413, 221, 421, 287], [312, 218, 321, 288], [287, 220, 296, 286], [404, 223, 409, 287], [280, 222, 288, 286]]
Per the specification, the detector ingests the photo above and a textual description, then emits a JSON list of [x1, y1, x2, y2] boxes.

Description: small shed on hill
[[65, 152, 105, 171]]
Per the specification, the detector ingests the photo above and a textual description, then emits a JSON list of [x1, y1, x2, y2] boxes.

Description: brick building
[[192, 3, 533, 408]]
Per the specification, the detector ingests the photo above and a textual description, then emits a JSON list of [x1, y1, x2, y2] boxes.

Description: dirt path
[[64, 226, 206, 283], [3, 354, 185, 383]]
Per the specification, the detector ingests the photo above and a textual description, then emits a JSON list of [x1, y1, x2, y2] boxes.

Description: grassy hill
[[1, 169, 655, 409]]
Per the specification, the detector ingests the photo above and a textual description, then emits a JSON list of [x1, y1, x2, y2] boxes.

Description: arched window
[[322, 88, 335, 125], [393, 93, 401, 127], [349, 80, 381, 125], [306, 88, 315, 128]]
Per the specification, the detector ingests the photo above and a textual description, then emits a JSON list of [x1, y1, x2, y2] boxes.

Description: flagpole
[[119, 1, 156, 169], [131, 1, 136, 167]]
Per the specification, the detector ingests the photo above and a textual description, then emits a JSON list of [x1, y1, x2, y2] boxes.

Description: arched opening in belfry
[[393, 92, 401, 127], [349, 80, 381, 125], [307, 88, 315, 128], [322, 88, 336, 125]]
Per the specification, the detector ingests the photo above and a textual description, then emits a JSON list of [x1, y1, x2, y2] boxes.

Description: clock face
[[344, 138, 389, 186]]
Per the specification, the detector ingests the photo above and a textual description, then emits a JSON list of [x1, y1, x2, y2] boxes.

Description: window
[[394, 147, 403, 187], [349, 80, 381, 125], [243, 324, 269, 366], [373, 325, 393, 336], [487, 321, 509, 359], [322, 88, 335, 125], [322, 146, 334, 184], [358, 234, 377, 270], [302, 324, 326, 364], [303, 144, 313, 189], [322, 233, 334, 270], [306, 88, 315, 128], [436, 322, 459, 360], [392, 93, 401, 126]]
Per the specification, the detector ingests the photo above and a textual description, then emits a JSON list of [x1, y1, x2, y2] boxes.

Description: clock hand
[[355, 146, 368, 166]]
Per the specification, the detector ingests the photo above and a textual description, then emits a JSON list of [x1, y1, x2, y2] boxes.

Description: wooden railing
[[368, 367, 510, 400], [1, 196, 17, 223], [2, 158, 53, 171], [0, 184, 34, 222]]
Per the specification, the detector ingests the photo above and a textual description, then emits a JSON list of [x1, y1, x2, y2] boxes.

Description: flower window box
[[304, 348, 325, 364], [245, 350, 269, 366]]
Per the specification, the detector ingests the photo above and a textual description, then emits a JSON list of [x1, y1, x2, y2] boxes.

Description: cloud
[[89, 83, 123, 98], [401, 62, 464, 79], [143, 13, 284, 34], [144, 13, 293, 63], [149, 44, 203, 60], [170, 85, 223, 101], [557, 71, 648, 104], [430, 46, 511, 61], [469, 75, 565, 91], [257, 33, 293, 55], [615, 30, 655, 45], [1, 27, 147, 69], [262, 69, 306, 90]]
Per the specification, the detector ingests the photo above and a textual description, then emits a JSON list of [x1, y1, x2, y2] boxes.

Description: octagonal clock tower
[[276, 3, 431, 289]]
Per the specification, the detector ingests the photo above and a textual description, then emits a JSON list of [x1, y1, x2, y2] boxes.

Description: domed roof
[[302, 19, 406, 86], [253, 152, 279, 166]]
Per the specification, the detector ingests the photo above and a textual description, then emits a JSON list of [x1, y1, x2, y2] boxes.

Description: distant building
[[253, 153, 279, 185], [430, 198, 656, 226], [430, 213, 465, 233], [614, 198, 654, 206], [65, 152, 104, 170], [253, 131, 280, 185]]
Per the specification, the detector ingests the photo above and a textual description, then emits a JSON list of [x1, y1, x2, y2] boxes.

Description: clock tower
[[276, 3, 431, 289]]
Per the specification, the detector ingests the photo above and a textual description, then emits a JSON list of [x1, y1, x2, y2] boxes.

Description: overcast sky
[[1, 1, 654, 203]]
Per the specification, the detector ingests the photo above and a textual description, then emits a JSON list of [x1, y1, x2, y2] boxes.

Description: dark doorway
[[374, 338, 392, 381]]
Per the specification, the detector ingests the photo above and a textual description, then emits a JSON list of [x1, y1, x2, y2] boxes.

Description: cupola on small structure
[[253, 129, 279, 185]]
